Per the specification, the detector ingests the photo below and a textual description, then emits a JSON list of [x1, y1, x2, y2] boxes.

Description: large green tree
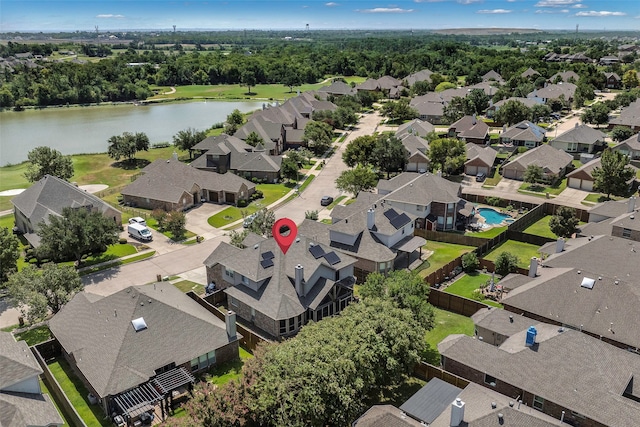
[[36, 207, 120, 263], [303, 121, 334, 155], [611, 126, 634, 143], [622, 69, 639, 89], [245, 131, 264, 147], [427, 137, 466, 175], [6, 263, 83, 323], [169, 299, 427, 427], [172, 127, 207, 158], [280, 156, 300, 182], [224, 109, 245, 135], [107, 132, 150, 162], [24, 146, 74, 183], [523, 164, 544, 185], [166, 211, 187, 241], [335, 166, 378, 197], [549, 207, 579, 238], [248, 208, 276, 238], [241, 70, 257, 94], [494, 100, 531, 126], [381, 99, 418, 123], [581, 103, 610, 128], [342, 135, 377, 167], [0, 227, 20, 285], [372, 135, 407, 178], [592, 148, 635, 199], [494, 252, 519, 277]]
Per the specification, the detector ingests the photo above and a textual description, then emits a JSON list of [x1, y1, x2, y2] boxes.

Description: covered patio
[[392, 235, 427, 270]]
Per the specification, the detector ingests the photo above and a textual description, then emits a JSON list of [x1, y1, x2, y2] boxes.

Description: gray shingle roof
[[0, 332, 42, 391], [0, 392, 64, 427], [439, 326, 640, 427], [49, 282, 235, 398], [353, 405, 424, 427], [121, 159, 254, 203], [551, 124, 606, 145], [500, 120, 546, 143], [318, 80, 355, 96], [471, 307, 533, 339], [403, 69, 434, 87], [588, 198, 634, 219], [382, 173, 461, 205], [529, 82, 577, 100], [396, 119, 434, 138], [466, 144, 497, 167], [230, 152, 282, 173], [503, 144, 573, 174], [492, 97, 540, 110], [521, 67, 540, 78], [609, 102, 640, 128], [399, 378, 461, 424]]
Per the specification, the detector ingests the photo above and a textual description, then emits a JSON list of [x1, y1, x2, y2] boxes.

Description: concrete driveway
[[494, 178, 523, 192], [553, 187, 591, 207], [185, 203, 228, 238]]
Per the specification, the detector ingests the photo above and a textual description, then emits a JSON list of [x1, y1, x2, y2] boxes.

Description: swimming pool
[[478, 208, 513, 225]]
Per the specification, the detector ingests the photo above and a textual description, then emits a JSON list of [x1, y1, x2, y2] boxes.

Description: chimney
[[225, 310, 237, 339], [628, 196, 636, 213], [367, 208, 375, 230], [556, 237, 565, 253], [450, 398, 465, 427], [528, 257, 538, 277], [509, 315, 514, 323], [575, 122, 579, 128], [295, 264, 305, 296], [472, 114, 477, 125]]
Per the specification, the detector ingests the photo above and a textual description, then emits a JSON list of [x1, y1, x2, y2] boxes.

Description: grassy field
[[464, 225, 507, 239], [482, 168, 503, 187], [424, 308, 475, 365], [326, 195, 347, 210], [173, 280, 205, 295], [205, 347, 254, 386], [444, 273, 502, 308], [483, 240, 541, 269], [48, 358, 112, 427], [13, 325, 52, 345], [416, 241, 476, 278], [582, 193, 625, 204], [522, 216, 556, 239], [78, 250, 156, 276], [519, 178, 567, 197]]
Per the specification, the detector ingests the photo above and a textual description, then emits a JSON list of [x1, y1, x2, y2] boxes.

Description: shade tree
[[24, 146, 74, 183]]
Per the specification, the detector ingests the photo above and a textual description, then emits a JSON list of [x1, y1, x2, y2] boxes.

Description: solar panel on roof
[[390, 213, 411, 229], [261, 251, 274, 260], [260, 258, 274, 269], [323, 251, 341, 265], [383, 208, 399, 220], [309, 244, 325, 259]]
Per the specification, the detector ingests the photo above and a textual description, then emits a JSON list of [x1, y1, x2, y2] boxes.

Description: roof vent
[[491, 402, 497, 409], [615, 280, 620, 285], [131, 317, 147, 332], [509, 315, 513, 323], [577, 270, 581, 274], [254, 244, 259, 249], [509, 401, 514, 407]]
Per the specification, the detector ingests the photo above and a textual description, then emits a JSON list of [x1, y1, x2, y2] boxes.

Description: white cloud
[[458, 0, 483, 4], [325, 2, 339, 6], [96, 14, 124, 19], [358, 7, 415, 13], [572, 3, 587, 8], [576, 10, 627, 16], [506, 0, 517, 2], [477, 9, 512, 14], [414, 0, 447, 2], [535, 0, 579, 7]]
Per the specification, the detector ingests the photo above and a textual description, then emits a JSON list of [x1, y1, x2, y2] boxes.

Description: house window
[[533, 395, 544, 411], [568, 142, 578, 152], [484, 374, 497, 387], [224, 267, 234, 279], [279, 319, 287, 334], [241, 275, 249, 285], [437, 216, 444, 226], [230, 297, 238, 307], [447, 203, 455, 212], [416, 205, 424, 211], [446, 216, 453, 226], [622, 228, 631, 238], [207, 351, 216, 366], [289, 317, 295, 332], [190, 357, 199, 371]]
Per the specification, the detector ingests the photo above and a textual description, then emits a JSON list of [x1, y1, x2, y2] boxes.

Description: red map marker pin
[[272, 218, 297, 254]]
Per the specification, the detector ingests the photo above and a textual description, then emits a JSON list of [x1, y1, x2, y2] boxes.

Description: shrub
[[495, 252, 519, 276], [237, 199, 248, 208], [471, 289, 485, 302], [305, 210, 319, 220], [151, 142, 171, 149], [118, 238, 127, 244], [250, 189, 264, 201], [461, 252, 479, 273], [151, 209, 167, 231], [485, 196, 503, 207]]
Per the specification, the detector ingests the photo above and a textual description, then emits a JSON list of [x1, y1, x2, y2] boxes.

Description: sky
[[1, 0, 638, 32]]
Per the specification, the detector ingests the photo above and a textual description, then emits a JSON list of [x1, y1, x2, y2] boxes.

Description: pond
[[477, 208, 515, 226], [0, 100, 265, 166]]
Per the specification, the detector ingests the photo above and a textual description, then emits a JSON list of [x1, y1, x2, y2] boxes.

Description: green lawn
[[483, 240, 541, 269], [482, 167, 503, 187], [464, 226, 507, 239], [424, 308, 475, 365], [78, 250, 156, 276], [522, 216, 557, 239], [416, 242, 476, 278], [519, 178, 567, 196], [57, 243, 138, 269], [444, 273, 502, 308], [205, 347, 254, 386], [326, 195, 347, 210], [173, 280, 205, 295], [582, 193, 625, 204], [48, 358, 111, 427], [13, 325, 52, 346], [40, 379, 70, 427], [208, 182, 292, 228]]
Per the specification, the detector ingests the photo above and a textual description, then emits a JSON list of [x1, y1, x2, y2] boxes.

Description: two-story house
[[204, 234, 357, 338]]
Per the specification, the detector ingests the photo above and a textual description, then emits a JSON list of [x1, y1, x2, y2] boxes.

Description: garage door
[[503, 168, 516, 179], [477, 166, 489, 175], [568, 177, 580, 189], [568, 178, 594, 191], [581, 180, 594, 191], [466, 165, 478, 175]]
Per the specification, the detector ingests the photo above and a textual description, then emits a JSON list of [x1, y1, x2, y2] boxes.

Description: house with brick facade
[[580, 197, 640, 241], [464, 143, 496, 177], [398, 133, 430, 172], [608, 102, 640, 132], [448, 115, 490, 145], [120, 158, 255, 210], [49, 282, 240, 422], [499, 120, 546, 148], [396, 118, 435, 139], [12, 174, 122, 248], [203, 234, 356, 339], [0, 332, 64, 427], [502, 144, 572, 181], [549, 124, 607, 156], [439, 322, 640, 427]]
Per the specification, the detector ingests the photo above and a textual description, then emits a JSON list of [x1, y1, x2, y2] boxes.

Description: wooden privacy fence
[[507, 203, 546, 232], [478, 258, 529, 277], [33, 340, 87, 427], [413, 228, 488, 247], [186, 291, 270, 352], [413, 361, 470, 389], [427, 288, 490, 317]]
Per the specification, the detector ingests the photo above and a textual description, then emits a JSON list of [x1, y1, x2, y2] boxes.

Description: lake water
[[0, 101, 265, 166]]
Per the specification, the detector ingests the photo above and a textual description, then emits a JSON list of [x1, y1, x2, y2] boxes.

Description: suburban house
[[604, 72, 621, 89], [395, 118, 435, 138], [448, 115, 489, 145], [612, 132, 640, 160], [481, 70, 504, 84], [354, 378, 562, 427], [498, 234, 640, 352], [49, 282, 241, 423], [580, 197, 640, 241], [190, 133, 283, 182], [486, 97, 541, 119], [609, 102, 640, 132], [502, 144, 573, 181], [549, 124, 607, 155], [356, 76, 401, 97], [203, 234, 357, 338], [11, 175, 122, 248], [599, 55, 621, 66], [565, 158, 599, 191], [527, 82, 577, 104], [520, 67, 541, 79], [403, 69, 433, 87], [317, 80, 356, 97], [547, 70, 580, 82], [439, 321, 640, 427], [464, 143, 497, 177], [120, 158, 255, 210], [499, 120, 546, 148], [234, 115, 284, 155], [398, 133, 429, 172], [0, 332, 64, 427], [412, 101, 444, 124]]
